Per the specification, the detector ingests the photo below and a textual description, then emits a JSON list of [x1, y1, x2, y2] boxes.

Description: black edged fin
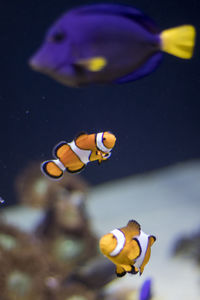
[[115, 265, 126, 277], [53, 141, 68, 159], [74, 131, 88, 143], [75, 131, 88, 139], [128, 265, 139, 275], [72, 4, 159, 34], [149, 235, 156, 246], [127, 220, 141, 231], [41, 160, 64, 180], [116, 271, 126, 278], [67, 164, 86, 174]]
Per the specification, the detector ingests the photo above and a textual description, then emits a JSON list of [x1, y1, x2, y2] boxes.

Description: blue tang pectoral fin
[[75, 56, 107, 72]]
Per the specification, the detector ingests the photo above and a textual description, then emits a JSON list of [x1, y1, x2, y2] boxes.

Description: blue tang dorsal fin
[[70, 4, 159, 34]]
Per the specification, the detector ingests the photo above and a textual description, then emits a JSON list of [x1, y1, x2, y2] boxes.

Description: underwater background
[[0, 0, 200, 299]]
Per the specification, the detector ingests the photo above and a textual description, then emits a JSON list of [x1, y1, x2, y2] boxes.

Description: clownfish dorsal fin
[[75, 131, 88, 139], [149, 235, 156, 246], [74, 131, 88, 143], [127, 220, 141, 235], [53, 141, 68, 159]]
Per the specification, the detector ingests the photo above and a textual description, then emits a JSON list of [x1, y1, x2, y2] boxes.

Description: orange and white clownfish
[[41, 131, 116, 180], [99, 220, 156, 277]]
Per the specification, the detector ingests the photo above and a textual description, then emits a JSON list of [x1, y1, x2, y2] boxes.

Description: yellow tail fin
[[160, 25, 196, 59]]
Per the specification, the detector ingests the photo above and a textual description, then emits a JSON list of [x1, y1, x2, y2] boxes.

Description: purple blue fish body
[[29, 4, 196, 87]]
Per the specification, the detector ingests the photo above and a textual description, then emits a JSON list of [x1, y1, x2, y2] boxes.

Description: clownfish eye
[[50, 31, 66, 43], [103, 137, 106, 141]]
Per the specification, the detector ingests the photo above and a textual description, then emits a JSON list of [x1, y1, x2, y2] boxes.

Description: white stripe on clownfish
[[68, 140, 91, 164], [96, 132, 112, 153], [53, 159, 66, 171], [134, 230, 149, 271], [110, 229, 126, 257]]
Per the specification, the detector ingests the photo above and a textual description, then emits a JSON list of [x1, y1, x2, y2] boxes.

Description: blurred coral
[[173, 228, 200, 267], [47, 283, 96, 300], [0, 161, 116, 299], [0, 224, 50, 300], [15, 161, 88, 208]]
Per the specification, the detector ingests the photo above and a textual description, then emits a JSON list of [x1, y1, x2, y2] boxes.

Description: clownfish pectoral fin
[[128, 239, 141, 261], [67, 164, 86, 174], [75, 56, 107, 72], [102, 152, 111, 160], [41, 160, 64, 180], [98, 152, 111, 164], [115, 265, 126, 277], [98, 159, 102, 165], [53, 141, 68, 159]]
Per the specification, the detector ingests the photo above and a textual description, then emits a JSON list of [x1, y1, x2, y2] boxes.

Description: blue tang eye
[[51, 32, 66, 43]]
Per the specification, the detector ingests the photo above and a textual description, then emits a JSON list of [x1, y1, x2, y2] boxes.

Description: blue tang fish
[[29, 4, 196, 87], [139, 278, 152, 300]]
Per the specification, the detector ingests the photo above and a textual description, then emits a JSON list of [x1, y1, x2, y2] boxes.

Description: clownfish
[[99, 220, 156, 277], [29, 4, 196, 87], [41, 131, 116, 180]]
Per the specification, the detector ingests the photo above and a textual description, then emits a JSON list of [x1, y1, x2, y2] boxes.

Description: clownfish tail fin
[[160, 25, 196, 59], [41, 159, 64, 180]]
